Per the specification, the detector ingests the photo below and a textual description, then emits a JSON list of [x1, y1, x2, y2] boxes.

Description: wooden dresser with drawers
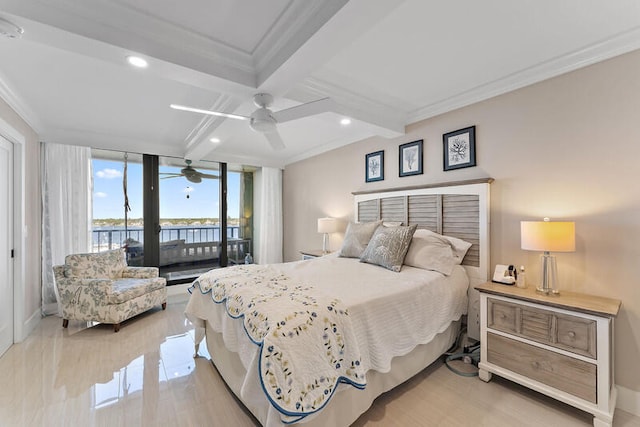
[[476, 282, 621, 427]]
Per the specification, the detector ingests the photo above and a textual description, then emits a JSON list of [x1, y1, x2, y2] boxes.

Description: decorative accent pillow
[[359, 224, 417, 272], [404, 231, 457, 275], [339, 220, 383, 258], [413, 229, 472, 265]]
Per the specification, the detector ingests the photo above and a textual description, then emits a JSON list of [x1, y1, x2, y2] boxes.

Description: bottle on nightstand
[[516, 266, 526, 288]]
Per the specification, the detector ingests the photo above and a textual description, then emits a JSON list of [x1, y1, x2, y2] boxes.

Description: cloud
[[94, 192, 107, 198], [96, 168, 122, 179]]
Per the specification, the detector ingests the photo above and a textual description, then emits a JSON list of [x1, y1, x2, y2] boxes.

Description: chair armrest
[[53, 265, 66, 282], [56, 278, 113, 306], [122, 266, 159, 279]]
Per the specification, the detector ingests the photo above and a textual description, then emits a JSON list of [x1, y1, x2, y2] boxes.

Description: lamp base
[[322, 233, 329, 253], [536, 252, 560, 296], [535, 286, 560, 296]]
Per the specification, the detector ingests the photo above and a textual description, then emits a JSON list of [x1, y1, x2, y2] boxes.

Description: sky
[[92, 159, 241, 219]]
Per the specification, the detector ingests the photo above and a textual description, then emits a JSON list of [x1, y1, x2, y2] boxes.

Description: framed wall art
[[443, 125, 476, 171], [399, 140, 423, 177], [365, 150, 384, 182]]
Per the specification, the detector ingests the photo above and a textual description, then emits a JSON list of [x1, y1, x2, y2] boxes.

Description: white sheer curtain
[[41, 142, 92, 315], [256, 167, 283, 264]]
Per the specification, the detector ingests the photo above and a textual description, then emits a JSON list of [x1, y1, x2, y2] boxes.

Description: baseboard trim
[[18, 308, 42, 342], [618, 385, 640, 417]]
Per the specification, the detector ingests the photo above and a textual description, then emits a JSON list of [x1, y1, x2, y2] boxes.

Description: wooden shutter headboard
[[353, 178, 492, 284]]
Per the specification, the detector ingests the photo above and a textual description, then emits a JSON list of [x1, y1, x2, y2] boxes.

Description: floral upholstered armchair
[[53, 249, 167, 332]]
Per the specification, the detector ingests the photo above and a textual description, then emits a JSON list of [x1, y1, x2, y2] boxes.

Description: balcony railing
[[92, 225, 241, 252], [92, 225, 250, 266]]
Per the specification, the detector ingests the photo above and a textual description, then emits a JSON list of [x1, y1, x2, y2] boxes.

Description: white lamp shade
[[317, 217, 339, 234], [521, 221, 575, 252]]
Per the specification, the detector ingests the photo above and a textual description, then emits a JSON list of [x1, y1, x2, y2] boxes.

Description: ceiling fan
[[170, 93, 335, 151], [159, 160, 219, 183]]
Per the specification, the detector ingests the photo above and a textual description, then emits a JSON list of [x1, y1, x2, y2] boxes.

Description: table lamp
[[521, 218, 575, 295], [317, 217, 339, 253]]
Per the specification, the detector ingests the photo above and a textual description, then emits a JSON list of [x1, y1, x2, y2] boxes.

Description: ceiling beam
[[255, 0, 407, 96], [292, 77, 407, 137], [183, 96, 245, 161]]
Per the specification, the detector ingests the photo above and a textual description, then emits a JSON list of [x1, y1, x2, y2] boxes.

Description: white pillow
[[412, 229, 472, 265], [404, 232, 456, 275], [382, 221, 403, 227], [339, 220, 383, 258]]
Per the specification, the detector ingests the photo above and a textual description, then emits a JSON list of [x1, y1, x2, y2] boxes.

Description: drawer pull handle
[[531, 361, 540, 370], [499, 313, 506, 319], [567, 331, 576, 339]]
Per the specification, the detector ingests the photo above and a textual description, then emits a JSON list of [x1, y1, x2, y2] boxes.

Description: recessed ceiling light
[[340, 118, 352, 126], [210, 137, 221, 143], [126, 55, 148, 68]]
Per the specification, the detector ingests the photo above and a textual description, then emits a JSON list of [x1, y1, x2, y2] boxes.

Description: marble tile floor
[[0, 301, 638, 427]]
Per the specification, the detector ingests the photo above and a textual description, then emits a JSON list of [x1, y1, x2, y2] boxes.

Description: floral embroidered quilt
[[189, 264, 366, 423]]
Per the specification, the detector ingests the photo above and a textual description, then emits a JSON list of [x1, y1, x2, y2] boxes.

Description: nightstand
[[299, 249, 331, 260], [476, 282, 621, 427]]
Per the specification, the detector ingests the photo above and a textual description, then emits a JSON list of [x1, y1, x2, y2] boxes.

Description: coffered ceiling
[[1, 0, 639, 167]]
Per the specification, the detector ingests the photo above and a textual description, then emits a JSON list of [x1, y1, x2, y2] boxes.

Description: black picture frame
[[365, 150, 384, 182], [399, 140, 423, 177], [443, 125, 476, 171]]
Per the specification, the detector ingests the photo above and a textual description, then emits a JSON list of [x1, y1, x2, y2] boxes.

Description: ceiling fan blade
[[196, 172, 220, 179], [170, 104, 249, 121], [160, 175, 183, 179], [264, 130, 286, 151], [272, 98, 335, 124]]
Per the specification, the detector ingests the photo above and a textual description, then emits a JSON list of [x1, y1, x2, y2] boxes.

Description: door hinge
[[11, 249, 14, 258]]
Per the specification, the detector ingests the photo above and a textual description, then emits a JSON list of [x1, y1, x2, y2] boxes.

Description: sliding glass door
[[92, 149, 254, 285], [156, 156, 222, 281]]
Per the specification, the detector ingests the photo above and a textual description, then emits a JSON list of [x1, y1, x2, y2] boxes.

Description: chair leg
[[162, 302, 167, 310], [114, 323, 121, 333], [62, 319, 69, 328]]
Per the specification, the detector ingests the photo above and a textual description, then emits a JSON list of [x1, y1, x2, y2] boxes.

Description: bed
[[185, 179, 492, 426]]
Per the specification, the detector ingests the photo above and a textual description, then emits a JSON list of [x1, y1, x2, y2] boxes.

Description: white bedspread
[[187, 264, 366, 423], [185, 255, 468, 423], [278, 255, 469, 373]]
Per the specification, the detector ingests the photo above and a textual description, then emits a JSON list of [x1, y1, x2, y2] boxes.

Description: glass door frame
[[142, 154, 230, 284]]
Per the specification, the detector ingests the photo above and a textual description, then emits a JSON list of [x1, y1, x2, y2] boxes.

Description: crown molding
[[253, 1, 347, 80], [0, 70, 43, 133], [107, 0, 254, 73], [409, 26, 640, 124], [2, 0, 256, 87]]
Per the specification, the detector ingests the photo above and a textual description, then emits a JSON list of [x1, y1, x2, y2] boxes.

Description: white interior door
[[0, 135, 14, 357]]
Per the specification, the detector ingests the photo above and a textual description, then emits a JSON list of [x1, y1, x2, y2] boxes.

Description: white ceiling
[[1, 0, 640, 168]]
